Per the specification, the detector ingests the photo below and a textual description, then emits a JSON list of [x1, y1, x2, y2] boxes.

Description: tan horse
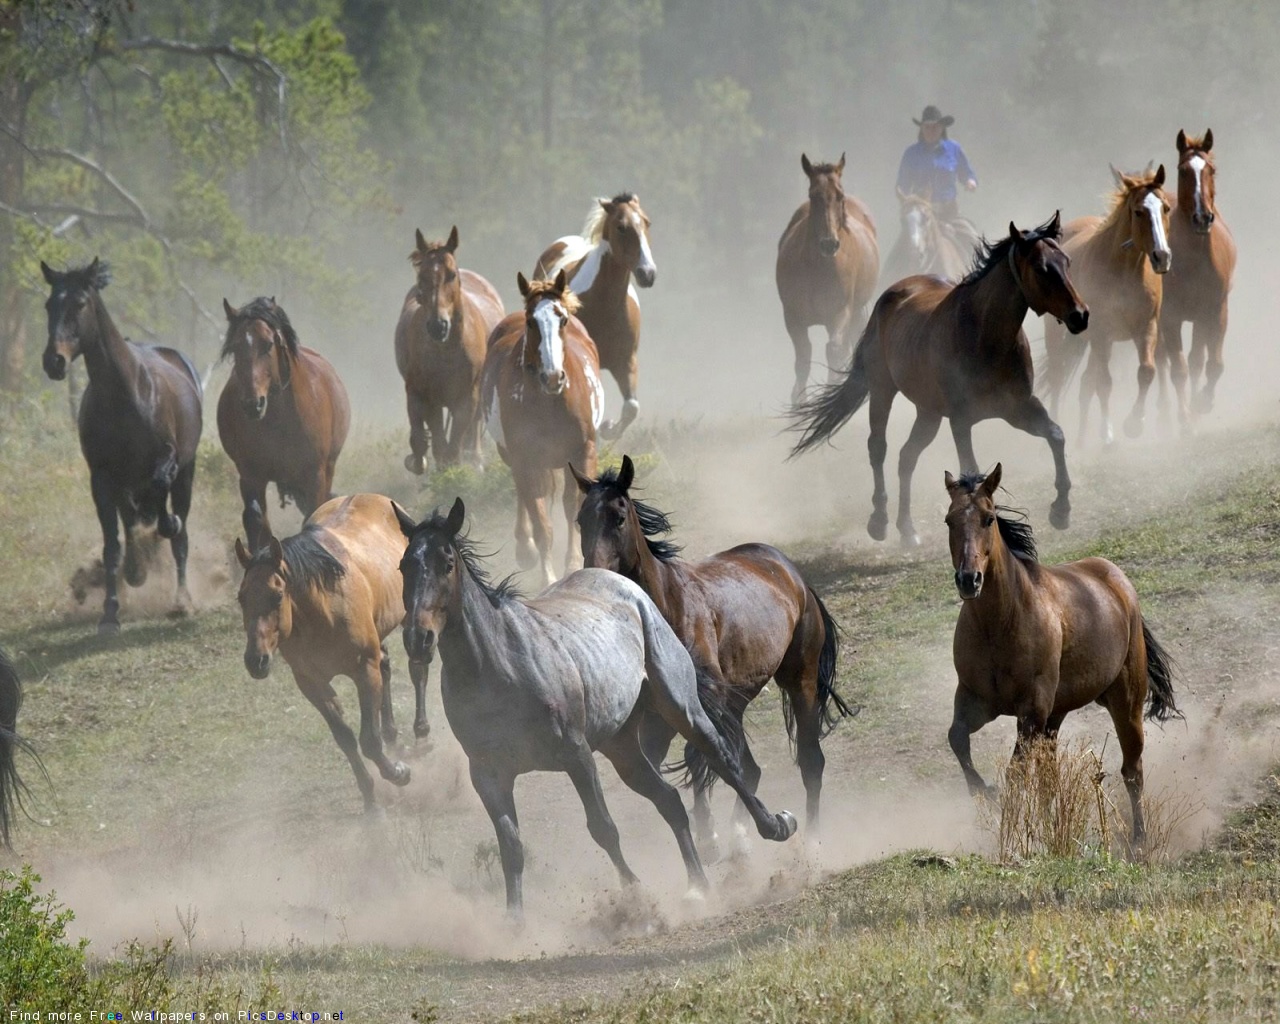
[[235, 494, 431, 810], [396, 227, 505, 475], [1160, 130, 1237, 431], [482, 271, 603, 587], [944, 465, 1181, 845], [1042, 166, 1172, 444], [533, 193, 654, 438], [776, 153, 879, 403]]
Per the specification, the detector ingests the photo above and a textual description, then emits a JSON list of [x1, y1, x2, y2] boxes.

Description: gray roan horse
[[396, 498, 798, 917]]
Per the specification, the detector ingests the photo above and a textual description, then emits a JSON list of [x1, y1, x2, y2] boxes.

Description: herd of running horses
[[0, 128, 1232, 918]]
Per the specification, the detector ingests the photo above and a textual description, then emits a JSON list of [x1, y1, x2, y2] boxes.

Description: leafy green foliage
[[0, 866, 90, 1009]]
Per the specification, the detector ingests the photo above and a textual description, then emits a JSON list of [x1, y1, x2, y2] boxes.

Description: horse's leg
[[1083, 339, 1113, 446], [776, 647, 828, 833], [1161, 310, 1194, 436], [295, 672, 377, 812], [1123, 318, 1159, 438], [469, 762, 525, 918], [1100, 682, 1147, 847], [895, 410, 943, 547], [725, 731, 764, 843], [120, 501, 147, 588], [1003, 396, 1072, 530], [90, 469, 123, 634], [948, 685, 999, 798], [152, 444, 182, 540], [865, 385, 896, 541], [825, 309, 854, 382], [168, 461, 195, 615], [1195, 307, 1228, 415], [378, 643, 398, 747], [517, 468, 555, 588], [239, 477, 270, 551], [409, 657, 431, 743], [600, 714, 709, 896], [949, 416, 980, 476], [562, 735, 641, 887], [786, 314, 813, 406], [510, 467, 542, 573], [403, 388, 429, 475], [561, 464, 587, 578], [424, 399, 450, 470], [353, 653, 411, 787], [450, 390, 480, 468]]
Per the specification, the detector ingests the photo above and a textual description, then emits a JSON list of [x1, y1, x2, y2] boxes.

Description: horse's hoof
[[867, 510, 889, 542], [1123, 416, 1144, 439], [899, 530, 922, 549], [389, 762, 411, 786], [363, 802, 387, 820], [413, 720, 432, 741], [1101, 427, 1115, 447], [696, 831, 721, 865], [97, 619, 121, 636], [158, 514, 181, 539], [599, 419, 621, 440], [773, 810, 798, 841], [1048, 501, 1071, 531], [682, 885, 708, 904], [404, 453, 426, 476]]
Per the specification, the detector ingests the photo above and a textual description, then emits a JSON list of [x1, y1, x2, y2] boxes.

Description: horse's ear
[[981, 463, 1003, 497], [836, 152, 846, 175], [39, 260, 58, 286], [616, 454, 635, 492], [1176, 129, 1188, 153], [445, 496, 466, 536], [415, 228, 428, 252], [268, 536, 284, 569], [446, 225, 459, 253], [944, 470, 959, 492], [1202, 128, 1213, 152], [222, 298, 237, 321], [235, 537, 252, 569], [568, 462, 594, 494], [393, 502, 418, 539], [1109, 162, 1125, 188], [1008, 220, 1021, 242], [800, 153, 813, 176], [517, 271, 531, 298], [87, 256, 100, 282], [1153, 163, 1166, 188], [1049, 210, 1062, 236], [553, 268, 568, 294]]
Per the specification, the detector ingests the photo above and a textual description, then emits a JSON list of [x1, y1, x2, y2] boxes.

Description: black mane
[[596, 466, 682, 562], [611, 191, 637, 205], [959, 213, 1062, 288], [417, 509, 521, 607], [953, 472, 1038, 563], [252, 528, 346, 591], [221, 297, 300, 361]]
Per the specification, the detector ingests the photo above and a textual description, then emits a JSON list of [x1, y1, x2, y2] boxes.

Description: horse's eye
[[982, 515, 995, 528]]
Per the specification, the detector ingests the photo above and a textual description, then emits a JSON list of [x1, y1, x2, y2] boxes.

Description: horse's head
[[1006, 212, 1089, 334], [571, 455, 641, 573], [1111, 163, 1172, 274], [944, 463, 1003, 600], [40, 258, 109, 381], [1176, 129, 1217, 235], [802, 153, 849, 257], [517, 269, 580, 396], [222, 297, 299, 420], [411, 226, 462, 342], [896, 188, 935, 261], [235, 534, 292, 678], [597, 193, 656, 288], [395, 497, 467, 664]]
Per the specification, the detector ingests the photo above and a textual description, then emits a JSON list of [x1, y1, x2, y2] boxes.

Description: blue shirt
[[896, 139, 977, 205]]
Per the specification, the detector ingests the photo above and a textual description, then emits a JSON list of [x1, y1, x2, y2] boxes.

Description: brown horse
[[791, 215, 1089, 545], [397, 227, 505, 474], [1041, 166, 1172, 444], [776, 153, 880, 403], [41, 260, 203, 633], [235, 493, 430, 809], [533, 193, 654, 437], [483, 271, 603, 588], [882, 189, 971, 286], [218, 297, 351, 552], [1159, 130, 1237, 430], [572, 455, 853, 843], [944, 464, 1181, 845]]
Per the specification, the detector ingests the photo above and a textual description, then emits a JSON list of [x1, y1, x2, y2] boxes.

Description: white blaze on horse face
[[531, 298, 566, 381], [632, 211, 656, 278], [1143, 191, 1171, 264], [1188, 155, 1206, 211]]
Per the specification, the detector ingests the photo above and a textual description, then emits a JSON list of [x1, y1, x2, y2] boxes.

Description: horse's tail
[[672, 667, 746, 798], [779, 589, 859, 754], [0, 647, 47, 850], [788, 315, 875, 456], [1142, 619, 1183, 724]]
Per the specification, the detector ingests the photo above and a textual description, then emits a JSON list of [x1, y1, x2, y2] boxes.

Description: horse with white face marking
[[533, 193, 654, 438], [481, 271, 604, 588]]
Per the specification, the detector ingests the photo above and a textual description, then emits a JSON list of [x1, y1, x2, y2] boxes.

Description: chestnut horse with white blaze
[[397, 226, 505, 475], [235, 494, 431, 811], [482, 271, 603, 587], [776, 153, 879, 403], [218, 297, 350, 552], [944, 465, 1181, 845], [533, 193, 654, 437]]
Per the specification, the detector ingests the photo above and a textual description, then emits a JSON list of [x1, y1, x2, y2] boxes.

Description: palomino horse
[[533, 193, 654, 437], [882, 190, 970, 286], [573, 456, 853, 843], [41, 260, 203, 633], [944, 465, 1181, 845], [235, 494, 430, 808], [395, 498, 797, 917], [1159, 130, 1236, 430], [776, 153, 879, 403], [791, 215, 1089, 545], [218, 297, 350, 552], [397, 227, 505, 474], [1, 646, 47, 849], [482, 271, 604, 587], [1041, 166, 1172, 444]]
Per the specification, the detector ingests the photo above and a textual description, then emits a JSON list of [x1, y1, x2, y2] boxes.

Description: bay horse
[[41, 260, 203, 633], [776, 153, 879, 403], [395, 497, 797, 918], [396, 227, 505, 474], [532, 193, 654, 437], [235, 493, 430, 809], [791, 215, 1089, 545], [944, 464, 1181, 845], [482, 270, 604, 588], [1159, 130, 1236, 430], [218, 297, 351, 552], [1, 646, 47, 850], [572, 455, 853, 844], [1041, 165, 1172, 444], [882, 189, 970, 286]]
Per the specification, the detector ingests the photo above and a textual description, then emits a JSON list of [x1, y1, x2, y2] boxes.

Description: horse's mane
[[418, 509, 521, 606], [1099, 170, 1164, 231], [959, 214, 1061, 287], [581, 192, 637, 244], [221, 297, 300, 361], [61, 261, 112, 292], [952, 472, 1038, 563], [597, 466, 683, 562], [522, 278, 582, 316], [252, 528, 346, 592], [409, 240, 449, 267]]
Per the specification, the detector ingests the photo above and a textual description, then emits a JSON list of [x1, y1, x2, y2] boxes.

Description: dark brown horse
[[235, 494, 429, 809], [1041, 166, 1172, 444], [0, 646, 47, 850], [882, 189, 970, 286], [791, 215, 1088, 545], [1160, 130, 1237, 430], [482, 271, 604, 587], [397, 227, 505, 474], [218, 297, 350, 552], [944, 464, 1181, 845], [533, 193, 654, 437], [776, 154, 880, 403], [41, 260, 203, 633], [572, 456, 853, 843]]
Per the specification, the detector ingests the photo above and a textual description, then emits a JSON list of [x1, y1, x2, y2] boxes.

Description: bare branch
[[27, 146, 152, 228]]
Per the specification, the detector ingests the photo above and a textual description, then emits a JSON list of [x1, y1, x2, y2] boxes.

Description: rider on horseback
[[896, 105, 981, 256]]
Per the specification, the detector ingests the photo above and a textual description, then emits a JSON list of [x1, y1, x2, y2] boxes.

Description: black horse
[[42, 260, 204, 632], [1, 646, 46, 848]]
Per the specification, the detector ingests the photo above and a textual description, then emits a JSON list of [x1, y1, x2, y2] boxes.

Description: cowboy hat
[[912, 105, 955, 127]]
